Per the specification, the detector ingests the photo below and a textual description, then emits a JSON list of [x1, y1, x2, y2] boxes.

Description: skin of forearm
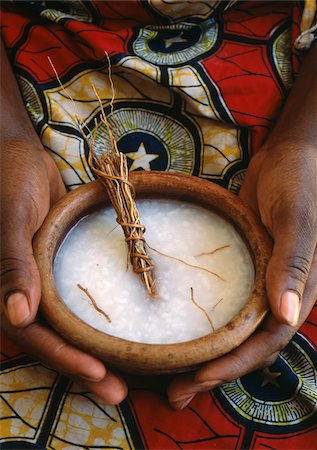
[[0, 39, 52, 237], [264, 45, 317, 149], [243, 44, 317, 228], [0, 39, 42, 147]]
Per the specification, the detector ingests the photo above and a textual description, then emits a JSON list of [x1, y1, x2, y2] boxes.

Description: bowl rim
[[34, 171, 272, 375]]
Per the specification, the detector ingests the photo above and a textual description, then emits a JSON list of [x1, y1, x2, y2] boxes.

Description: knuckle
[[283, 255, 311, 284], [262, 352, 280, 368], [222, 353, 249, 380], [50, 342, 75, 365], [0, 257, 28, 297], [0, 256, 24, 276], [0, 256, 26, 278], [51, 342, 68, 358]]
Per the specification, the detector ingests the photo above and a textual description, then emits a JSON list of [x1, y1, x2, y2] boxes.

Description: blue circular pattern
[[214, 333, 317, 433], [89, 103, 200, 175], [132, 19, 219, 65]]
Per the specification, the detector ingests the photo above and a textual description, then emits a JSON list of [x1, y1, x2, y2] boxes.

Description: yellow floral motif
[[50, 384, 132, 449], [42, 125, 93, 187], [198, 118, 242, 178], [168, 65, 233, 121], [1, 364, 59, 443], [0, 362, 134, 449]]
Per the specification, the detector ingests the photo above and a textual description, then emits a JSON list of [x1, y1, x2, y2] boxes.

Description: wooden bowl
[[33, 171, 272, 375]]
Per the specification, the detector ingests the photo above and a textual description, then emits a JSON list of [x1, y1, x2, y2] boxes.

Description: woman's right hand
[[0, 41, 127, 405], [0, 143, 127, 404]]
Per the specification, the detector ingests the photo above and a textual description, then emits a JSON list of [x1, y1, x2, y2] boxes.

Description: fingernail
[[171, 393, 195, 410], [197, 379, 223, 390], [6, 292, 31, 327], [171, 380, 222, 410], [80, 375, 104, 383], [280, 291, 300, 326], [79, 364, 106, 382], [79, 372, 105, 383]]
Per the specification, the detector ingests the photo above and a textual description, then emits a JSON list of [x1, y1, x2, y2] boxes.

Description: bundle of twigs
[[87, 87, 156, 297]]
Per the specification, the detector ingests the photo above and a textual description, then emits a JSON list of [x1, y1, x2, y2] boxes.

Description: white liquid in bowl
[[54, 199, 254, 344]]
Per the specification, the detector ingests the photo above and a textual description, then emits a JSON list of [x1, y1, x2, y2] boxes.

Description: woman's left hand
[[167, 138, 317, 410], [168, 41, 317, 409]]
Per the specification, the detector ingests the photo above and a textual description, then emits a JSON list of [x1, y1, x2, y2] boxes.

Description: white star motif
[[164, 34, 188, 49], [126, 142, 159, 171]]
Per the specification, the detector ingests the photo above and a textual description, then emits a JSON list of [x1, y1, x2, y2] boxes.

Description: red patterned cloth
[[1, 2, 316, 449]]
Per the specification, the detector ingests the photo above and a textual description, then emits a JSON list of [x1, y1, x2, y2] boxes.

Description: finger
[[168, 316, 290, 410], [42, 150, 67, 205], [0, 153, 64, 328], [167, 372, 199, 410], [0, 234, 41, 327], [3, 317, 107, 381], [3, 317, 128, 404], [0, 161, 44, 326], [78, 370, 128, 405], [239, 149, 268, 213], [266, 210, 317, 326]]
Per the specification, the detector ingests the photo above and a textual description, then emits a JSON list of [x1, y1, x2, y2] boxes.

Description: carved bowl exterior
[[34, 171, 272, 375]]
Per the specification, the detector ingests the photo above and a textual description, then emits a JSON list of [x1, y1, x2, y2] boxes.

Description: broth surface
[[54, 199, 254, 343]]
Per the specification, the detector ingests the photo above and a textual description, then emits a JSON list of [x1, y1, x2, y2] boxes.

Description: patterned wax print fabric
[[1, 1, 317, 449]]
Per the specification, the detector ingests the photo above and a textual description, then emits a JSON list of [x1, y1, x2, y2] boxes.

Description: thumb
[[265, 213, 317, 327], [1, 224, 41, 328]]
